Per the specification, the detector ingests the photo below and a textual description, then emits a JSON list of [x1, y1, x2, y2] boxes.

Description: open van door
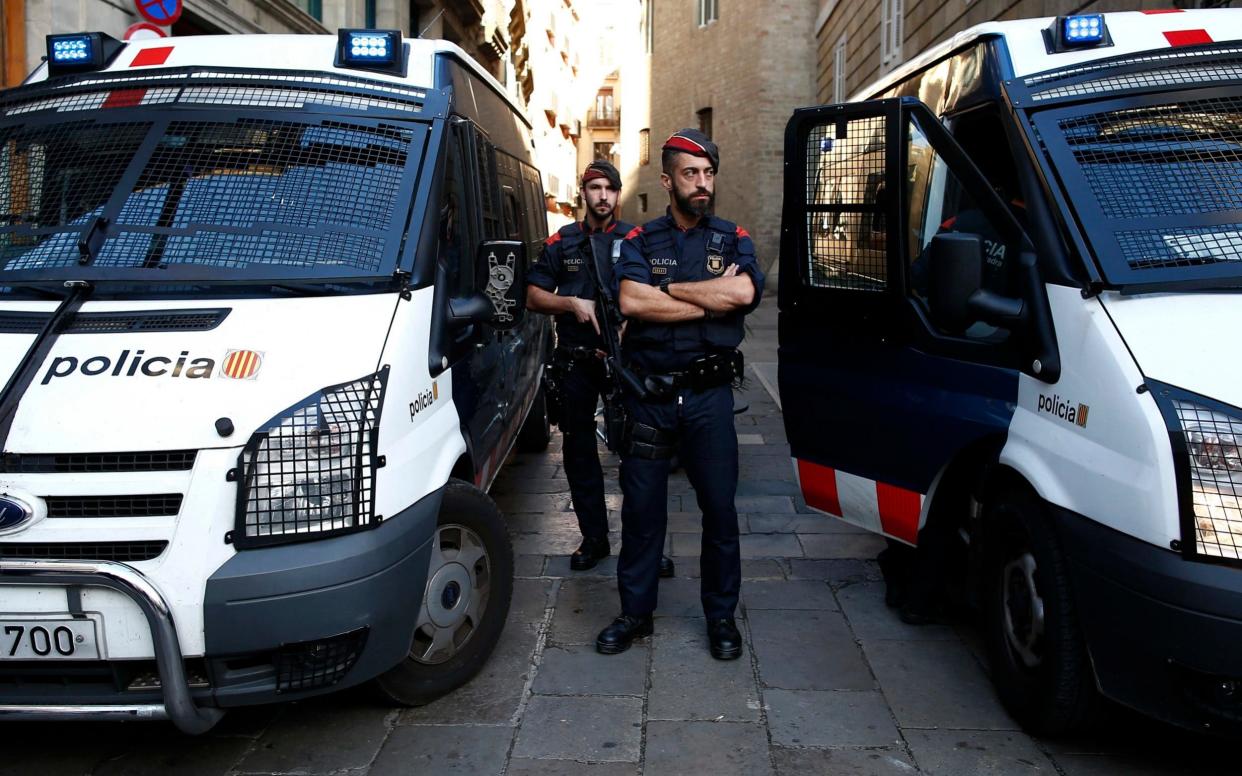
[[777, 98, 1058, 544]]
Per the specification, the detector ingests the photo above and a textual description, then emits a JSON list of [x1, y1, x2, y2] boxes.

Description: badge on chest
[[650, 256, 678, 276], [706, 253, 725, 275]]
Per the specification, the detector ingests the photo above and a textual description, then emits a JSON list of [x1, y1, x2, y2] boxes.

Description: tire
[[373, 479, 514, 706], [982, 487, 1099, 735], [517, 382, 551, 452]]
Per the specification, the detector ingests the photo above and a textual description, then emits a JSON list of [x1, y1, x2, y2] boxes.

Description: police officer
[[595, 129, 764, 659], [527, 160, 675, 577]]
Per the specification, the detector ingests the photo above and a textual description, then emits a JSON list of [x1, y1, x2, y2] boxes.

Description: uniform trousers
[[558, 352, 610, 541], [618, 383, 740, 619]]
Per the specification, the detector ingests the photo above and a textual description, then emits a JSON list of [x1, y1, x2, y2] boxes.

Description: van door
[[778, 98, 1050, 544]]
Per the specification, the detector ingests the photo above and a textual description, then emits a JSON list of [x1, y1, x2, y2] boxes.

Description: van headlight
[[1171, 398, 1242, 562], [234, 369, 387, 548]]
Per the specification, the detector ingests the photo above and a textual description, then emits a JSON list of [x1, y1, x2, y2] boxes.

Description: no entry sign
[[135, 0, 182, 26]]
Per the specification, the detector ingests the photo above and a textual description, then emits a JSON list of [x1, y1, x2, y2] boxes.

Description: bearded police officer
[[528, 160, 675, 577], [595, 129, 764, 659]]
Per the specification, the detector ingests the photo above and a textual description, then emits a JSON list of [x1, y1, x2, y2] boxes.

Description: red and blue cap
[[581, 159, 622, 190], [662, 128, 719, 172]]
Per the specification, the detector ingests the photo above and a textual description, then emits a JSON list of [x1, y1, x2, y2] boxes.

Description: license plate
[[0, 618, 100, 660]]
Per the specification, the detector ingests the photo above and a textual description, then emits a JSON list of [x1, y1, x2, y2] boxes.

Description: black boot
[[658, 555, 675, 578], [707, 618, 743, 660], [570, 536, 611, 571], [596, 614, 654, 655]]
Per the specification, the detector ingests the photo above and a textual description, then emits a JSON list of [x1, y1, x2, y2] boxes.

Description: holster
[[688, 350, 744, 392], [623, 419, 678, 460], [543, 361, 566, 427], [601, 393, 626, 453]]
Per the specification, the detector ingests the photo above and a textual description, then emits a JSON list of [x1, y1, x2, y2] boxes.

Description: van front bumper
[[1055, 506, 1242, 734]]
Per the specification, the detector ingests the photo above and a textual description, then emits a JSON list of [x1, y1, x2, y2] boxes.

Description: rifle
[[583, 236, 647, 451]]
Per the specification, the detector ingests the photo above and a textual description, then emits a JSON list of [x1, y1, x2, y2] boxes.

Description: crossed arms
[[618, 264, 757, 323]]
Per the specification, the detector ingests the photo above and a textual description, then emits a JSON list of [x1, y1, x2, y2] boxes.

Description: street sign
[[124, 22, 167, 41], [134, 0, 182, 27]]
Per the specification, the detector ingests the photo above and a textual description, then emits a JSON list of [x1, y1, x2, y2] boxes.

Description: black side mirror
[[927, 233, 983, 335], [479, 239, 526, 331]]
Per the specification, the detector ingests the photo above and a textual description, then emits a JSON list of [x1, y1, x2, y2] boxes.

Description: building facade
[[815, 0, 1233, 105], [621, 0, 819, 271]]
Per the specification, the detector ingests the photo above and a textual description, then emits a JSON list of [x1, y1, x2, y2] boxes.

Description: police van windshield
[[1038, 90, 1242, 288], [0, 92, 428, 289]]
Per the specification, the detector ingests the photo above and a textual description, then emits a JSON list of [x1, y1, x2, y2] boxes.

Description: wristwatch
[[659, 280, 672, 295]]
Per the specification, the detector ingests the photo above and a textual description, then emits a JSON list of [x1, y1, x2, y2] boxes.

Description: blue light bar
[[45, 32, 125, 76], [335, 29, 404, 75], [1062, 14, 1105, 45]]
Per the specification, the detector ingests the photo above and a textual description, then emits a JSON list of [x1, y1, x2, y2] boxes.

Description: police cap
[[662, 128, 720, 172], [582, 159, 622, 190]]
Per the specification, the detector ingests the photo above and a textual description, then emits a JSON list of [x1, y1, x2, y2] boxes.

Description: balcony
[[588, 108, 620, 129]]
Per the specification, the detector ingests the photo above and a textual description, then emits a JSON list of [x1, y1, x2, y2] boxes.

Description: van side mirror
[[478, 239, 526, 331], [927, 232, 1026, 334]]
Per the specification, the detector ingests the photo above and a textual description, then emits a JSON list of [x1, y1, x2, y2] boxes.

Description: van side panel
[[999, 284, 1180, 549]]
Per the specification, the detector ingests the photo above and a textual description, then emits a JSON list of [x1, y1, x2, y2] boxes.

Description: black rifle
[[583, 237, 647, 451]]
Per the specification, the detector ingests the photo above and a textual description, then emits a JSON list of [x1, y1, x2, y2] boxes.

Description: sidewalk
[[6, 285, 1240, 774]]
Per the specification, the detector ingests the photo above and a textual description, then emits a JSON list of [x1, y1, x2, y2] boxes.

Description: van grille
[[44, 495, 183, 518], [1, 451, 197, 473], [63, 309, 230, 333], [1026, 45, 1242, 102], [0, 542, 168, 562]]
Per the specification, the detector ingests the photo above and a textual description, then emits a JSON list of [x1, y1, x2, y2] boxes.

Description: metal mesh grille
[[0, 541, 167, 561], [0, 450, 196, 473], [274, 627, 368, 693], [1174, 400, 1242, 561], [0, 121, 152, 270], [804, 117, 888, 291], [1027, 45, 1242, 102], [238, 371, 384, 546], [0, 311, 50, 333], [44, 494, 183, 518], [96, 119, 410, 272], [1059, 98, 1242, 271], [63, 309, 229, 333]]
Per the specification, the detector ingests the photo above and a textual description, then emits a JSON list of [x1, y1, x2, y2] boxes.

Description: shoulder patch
[[735, 226, 750, 239], [545, 232, 563, 246], [624, 226, 644, 240]]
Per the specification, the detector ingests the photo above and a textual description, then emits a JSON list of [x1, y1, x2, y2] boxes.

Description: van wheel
[[374, 479, 514, 706], [983, 488, 1098, 735], [517, 383, 551, 452]]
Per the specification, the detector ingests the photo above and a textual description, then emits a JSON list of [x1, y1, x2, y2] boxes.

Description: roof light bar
[[335, 29, 404, 75], [45, 32, 125, 77], [1046, 14, 1112, 54]]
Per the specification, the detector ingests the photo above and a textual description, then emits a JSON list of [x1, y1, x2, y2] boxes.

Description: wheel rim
[[412, 523, 492, 665], [1002, 551, 1045, 669]]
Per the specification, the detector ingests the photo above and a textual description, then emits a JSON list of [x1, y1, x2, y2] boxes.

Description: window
[[697, 0, 718, 27], [697, 108, 713, 141], [643, 0, 653, 53], [639, 128, 650, 166], [594, 89, 615, 122], [833, 35, 848, 103], [289, 0, 322, 21], [639, 193, 648, 213], [881, 0, 903, 71], [594, 142, 616, 163]]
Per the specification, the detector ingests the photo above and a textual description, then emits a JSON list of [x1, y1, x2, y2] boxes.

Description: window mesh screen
[[1059, 98, 1242, 271], [1174, 400, 1242, 561], [238, 371, 384, 547], [100, 119, 410, 272], [1027, 46, 1242, 102], [804, 116, 888, 291], [0, 121, 152, 270]]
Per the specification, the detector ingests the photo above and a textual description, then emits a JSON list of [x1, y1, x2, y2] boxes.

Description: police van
[[0, 30, 552, 732], [780, 9, 1242, 734]]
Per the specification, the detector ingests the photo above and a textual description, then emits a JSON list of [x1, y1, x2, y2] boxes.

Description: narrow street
[[5, 280, 1239, 774]]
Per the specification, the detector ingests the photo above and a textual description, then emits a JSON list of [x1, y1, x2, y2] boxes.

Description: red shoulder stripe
[[545, 232, 563, 246], [624, 226, 644, 240], [940, 216, 957, 230], [735, 226, 750, 239]]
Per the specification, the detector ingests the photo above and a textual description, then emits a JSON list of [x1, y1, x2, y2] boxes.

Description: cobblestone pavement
[[5, 286, 1241, 775]]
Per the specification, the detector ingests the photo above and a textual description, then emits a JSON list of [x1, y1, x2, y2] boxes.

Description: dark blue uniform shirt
[[528, 218, 634, 349], [615, 210, 764, 372]]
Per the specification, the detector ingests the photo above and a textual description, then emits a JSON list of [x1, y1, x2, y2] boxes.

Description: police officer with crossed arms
[[596, 130, 764, 659], [527, 160, 674, 577]]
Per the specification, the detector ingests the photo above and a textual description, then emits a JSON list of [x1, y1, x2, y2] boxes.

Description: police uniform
[[528, 215, 632, 559], [612, 213, 764, 621]]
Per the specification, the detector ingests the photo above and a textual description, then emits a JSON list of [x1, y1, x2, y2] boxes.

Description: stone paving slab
[[749, 609, 875, 691], [772, 746, 919, 776], [764, 688, 902, 747], [743, 579, 837, 610], [644, 720, 774, 776], [863, 640, 1018, 730], [512, 695, 644, 762], [506, 760, 640, 776], [533, 644, 649, 697], [798, 531, 889, 559], [787, 558, 883, 585], [748, 513, 868, 534], [369, 724, 513, 776], [233, 702, 392, 774], [903, 729, 1057, 775], [647, 616, 762, 723], [836, 581, 959, 641]]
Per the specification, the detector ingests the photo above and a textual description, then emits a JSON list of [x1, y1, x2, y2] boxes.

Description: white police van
[[780, 9, 1242, 734], [0, 30, 552, 732]]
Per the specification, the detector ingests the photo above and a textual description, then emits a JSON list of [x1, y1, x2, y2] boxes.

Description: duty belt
[[555, 345, 603, 361], [636, 350, 743, 399]]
